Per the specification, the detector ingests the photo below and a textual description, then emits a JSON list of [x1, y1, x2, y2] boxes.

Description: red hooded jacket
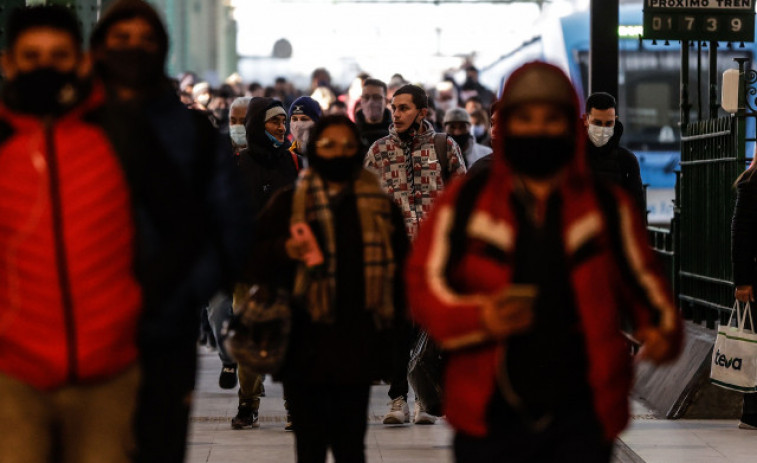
[[406, 62, 681, 440]]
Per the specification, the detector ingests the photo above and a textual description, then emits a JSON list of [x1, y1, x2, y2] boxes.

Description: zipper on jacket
[[44, 119, 78, 383]]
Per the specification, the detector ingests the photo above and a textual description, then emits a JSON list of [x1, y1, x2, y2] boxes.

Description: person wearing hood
[[406, 61, 682, 462], [231, 96, 302, 431], [365, 84, 466, 427], [289, 95, 322, 158], [248, 115, 409, 463], [443, 107, 492, 169], [88, 1, 252, 462], [238, 97, 302, 215], [229, 96, 252, 154], [584, 92, 646, 217], [355, 78, 393, 148]]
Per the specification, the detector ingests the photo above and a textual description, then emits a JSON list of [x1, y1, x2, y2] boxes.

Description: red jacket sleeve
[[405, 178, 488, 345]]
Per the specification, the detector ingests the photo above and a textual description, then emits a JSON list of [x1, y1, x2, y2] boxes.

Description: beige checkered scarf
[[291, 168, 396, 329]]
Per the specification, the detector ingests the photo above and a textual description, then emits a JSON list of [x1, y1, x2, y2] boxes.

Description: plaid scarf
[[291, 168, 397, 328]]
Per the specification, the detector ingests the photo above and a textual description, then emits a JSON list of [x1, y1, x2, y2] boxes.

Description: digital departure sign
[[643, 0, 756, 42]]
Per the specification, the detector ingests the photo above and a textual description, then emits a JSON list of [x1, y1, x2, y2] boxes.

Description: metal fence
[[677, 116, 742, 328]]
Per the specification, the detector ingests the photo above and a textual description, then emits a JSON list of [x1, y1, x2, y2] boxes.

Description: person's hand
[[285, 237, 310, 261], [735, 285, 754, 303], [635, 327, 679, 364], [480, 296, 534, 340]]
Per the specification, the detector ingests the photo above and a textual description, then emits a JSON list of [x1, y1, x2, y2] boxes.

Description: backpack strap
[[445, 166, 491, 278], [290, 151, 300, 172], [434, 132, 450, 182]]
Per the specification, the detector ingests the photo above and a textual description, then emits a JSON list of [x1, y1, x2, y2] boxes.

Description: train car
[[480, 3, 757, 224]]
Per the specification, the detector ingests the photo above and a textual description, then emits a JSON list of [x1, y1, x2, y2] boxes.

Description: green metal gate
[[677, 115, 743, 328]]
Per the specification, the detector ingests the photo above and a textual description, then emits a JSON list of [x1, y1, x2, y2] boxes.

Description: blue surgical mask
[[266, 131, 284, 148]]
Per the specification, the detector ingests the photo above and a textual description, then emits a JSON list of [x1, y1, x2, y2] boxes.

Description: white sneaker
[[414, 401, 437, 425], [739, 420, 757, 430], [382, 397, 410, 424]]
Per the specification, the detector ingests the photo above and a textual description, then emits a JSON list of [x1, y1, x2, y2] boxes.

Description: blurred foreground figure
[[251, 115, 409, 462], [0, 5, 138, 463], [731, 159, 757, 430], [89, 1, 251, 462], [407, 61, 682, 463]]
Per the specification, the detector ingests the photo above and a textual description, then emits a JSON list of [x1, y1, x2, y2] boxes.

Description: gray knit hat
[[443, 107, 471, 126], [500, 63, 575, 109]]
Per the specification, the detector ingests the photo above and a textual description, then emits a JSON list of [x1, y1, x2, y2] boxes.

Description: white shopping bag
[[710, 302, 757, 392]]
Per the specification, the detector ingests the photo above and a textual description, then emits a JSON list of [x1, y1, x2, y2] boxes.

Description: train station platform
[[186, 349, 757, 463]]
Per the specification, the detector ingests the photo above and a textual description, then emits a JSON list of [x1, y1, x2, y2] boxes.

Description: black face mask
[[309, 154, 363, 183], [3, 68, 81, 116], [96, 48, 163, 89], [450, 133, 470, 151], [398, 112, 422, 144], [503, 135, 575, 179]]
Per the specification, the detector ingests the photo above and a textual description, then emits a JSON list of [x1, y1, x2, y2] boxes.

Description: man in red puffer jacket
[[0, 5, 143, 463]]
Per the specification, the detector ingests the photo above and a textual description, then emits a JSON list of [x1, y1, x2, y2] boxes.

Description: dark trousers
[[454, 411, 612, 463], [133, 347, 197, 463], [387, 324, 414, 400], [744, 393, 757, 417], [284, 382, 371, 463]]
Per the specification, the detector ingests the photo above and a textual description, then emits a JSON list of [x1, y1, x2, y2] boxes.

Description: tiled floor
[[187, 349, 757, 463]]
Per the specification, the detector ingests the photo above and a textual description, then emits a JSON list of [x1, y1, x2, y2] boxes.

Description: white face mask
[[290, 120, 314, 146], [587, 124, 614, 148], [229, 124, 247, 148]]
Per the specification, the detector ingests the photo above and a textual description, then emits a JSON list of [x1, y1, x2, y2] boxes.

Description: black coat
[[238, 97, 302, 215], [355, 107, 392, 149], [250, 183, 409, 385], [732, 173, 757, 288], [586, 120, 646, 216]]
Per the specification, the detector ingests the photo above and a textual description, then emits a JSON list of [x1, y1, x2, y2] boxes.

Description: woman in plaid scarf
[[248, 115, 409, 463]]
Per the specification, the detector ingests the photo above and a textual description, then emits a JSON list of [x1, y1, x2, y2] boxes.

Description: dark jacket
[[732, 173, 757, 287], [586, 120, 646, 216], [239, 97, 302, 215], [93, 86, 253, 350], [250, 181, 409, 385], [355, 107, 392, 148]]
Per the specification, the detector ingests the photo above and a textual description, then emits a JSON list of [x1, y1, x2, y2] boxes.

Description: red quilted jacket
[[0, 88, 142, 390]]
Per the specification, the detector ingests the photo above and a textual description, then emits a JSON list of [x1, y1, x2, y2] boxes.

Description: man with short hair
[[583, 92, 645, 216], [0, 6, 142, 463], [444, 107, 492, 168], [89, 1, 251, 461], [355, 77, 392, 148], [460, 65, 495, 109], [365, 83, 466, 426]]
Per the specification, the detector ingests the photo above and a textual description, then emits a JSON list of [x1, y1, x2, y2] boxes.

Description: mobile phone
[[290, 222, 324, 267], [496, 284, 538, 307]]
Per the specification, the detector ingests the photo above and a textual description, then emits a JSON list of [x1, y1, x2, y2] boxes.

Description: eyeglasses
[[316, 138, 359, 152], [361, 94, 385, 102]]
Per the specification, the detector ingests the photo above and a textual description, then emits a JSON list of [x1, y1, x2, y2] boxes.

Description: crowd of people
[[0, 1, 687, 463]]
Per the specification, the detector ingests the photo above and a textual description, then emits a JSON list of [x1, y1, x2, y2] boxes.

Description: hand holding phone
[[288, 223, 324, 267], [481, 284, 538, 340]]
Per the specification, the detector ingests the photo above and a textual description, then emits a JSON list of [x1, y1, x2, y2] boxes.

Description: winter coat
[[406, 62, 681, 441], [459, 133, 492, 168], [732, 172, 757, 288], [365, 120, 466, 238], [239, 97, 301, 215], [248, 174, 409, 385], [355, 107, 392, 148], [0, 84, 251, 390], [586, 120, 646, 215]]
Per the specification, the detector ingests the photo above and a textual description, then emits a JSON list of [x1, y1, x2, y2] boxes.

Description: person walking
[[406, 61, 682, 463], [249, 115, 409, 462], [731, 158, 757, 430], [365, 83, 466, 425]]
